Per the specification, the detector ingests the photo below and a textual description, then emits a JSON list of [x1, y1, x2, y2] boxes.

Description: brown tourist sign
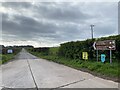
[[93, 40, 116, 50]]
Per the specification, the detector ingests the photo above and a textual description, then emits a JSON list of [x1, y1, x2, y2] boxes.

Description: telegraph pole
[[90, 25, 95, 39], [90, 25, 96, 61]]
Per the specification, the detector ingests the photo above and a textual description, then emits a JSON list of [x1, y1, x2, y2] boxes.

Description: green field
[[29, 47, 119, 82]]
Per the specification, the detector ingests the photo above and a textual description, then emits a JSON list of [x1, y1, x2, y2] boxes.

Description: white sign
[[7, 49, 13, 54]]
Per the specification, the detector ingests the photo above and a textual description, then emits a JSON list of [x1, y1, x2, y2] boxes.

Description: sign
[[93, 40, 116, 50], [7, 49, 13, 54], [82, 52, 88, 60], [101, 54, 106, 63]]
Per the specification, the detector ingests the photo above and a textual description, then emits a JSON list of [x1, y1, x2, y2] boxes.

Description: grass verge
[[0, 54, 16, 64], [29, 51, 119, 82]]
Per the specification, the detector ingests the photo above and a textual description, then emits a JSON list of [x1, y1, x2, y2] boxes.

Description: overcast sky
[[0, 2, 118, 47]]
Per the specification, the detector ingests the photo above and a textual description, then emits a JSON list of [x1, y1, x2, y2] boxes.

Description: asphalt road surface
[[0, 49, 118, 89]]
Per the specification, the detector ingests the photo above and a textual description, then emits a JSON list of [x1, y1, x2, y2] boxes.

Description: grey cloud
[[1, 2, 118, 47], [95, 25, 117, 36], [2, 12, 84, 43], [2, 13, 57, 39], [33, 2, 92, 23], [2, 2, 32, 9]]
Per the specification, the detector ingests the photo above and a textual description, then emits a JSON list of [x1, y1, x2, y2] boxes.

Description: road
[[0, 49, 118, 89]]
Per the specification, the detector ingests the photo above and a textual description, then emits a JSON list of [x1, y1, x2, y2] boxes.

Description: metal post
[[110, 50, 112, 64], [97, 50, 98, 62]]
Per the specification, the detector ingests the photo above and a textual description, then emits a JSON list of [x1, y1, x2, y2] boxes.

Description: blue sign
[[7, 49, 13, 54], [101, 54, 106, 63]]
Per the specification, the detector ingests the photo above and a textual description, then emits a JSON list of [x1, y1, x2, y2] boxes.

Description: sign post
[[97, 50, 98, 62], [110, 50, 112, 64], [93, 40, 116, 64]]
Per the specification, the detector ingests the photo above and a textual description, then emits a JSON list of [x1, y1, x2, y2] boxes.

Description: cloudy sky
[[0, 1, 118, 47]]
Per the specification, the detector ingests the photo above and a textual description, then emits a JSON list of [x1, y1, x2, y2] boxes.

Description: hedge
[[58, 35, 120, 61]]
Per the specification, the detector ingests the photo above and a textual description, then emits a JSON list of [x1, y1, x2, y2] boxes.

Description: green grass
[[0, 54, 16, 64], [29, 50, 119, 79]]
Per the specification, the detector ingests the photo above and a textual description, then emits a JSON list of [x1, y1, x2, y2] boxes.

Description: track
[[1, 49, 118, 89]]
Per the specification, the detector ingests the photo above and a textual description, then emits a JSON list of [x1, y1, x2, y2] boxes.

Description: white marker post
[[109, 41, 115, 64]]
